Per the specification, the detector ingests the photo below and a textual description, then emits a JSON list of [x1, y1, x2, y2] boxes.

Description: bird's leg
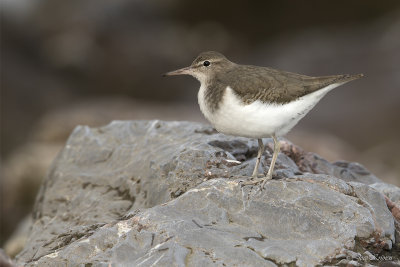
[[239, 135, 281, 189], [239, 138, 265, 186], [261, 134, 280, 188], [252, 138, 264, 178]]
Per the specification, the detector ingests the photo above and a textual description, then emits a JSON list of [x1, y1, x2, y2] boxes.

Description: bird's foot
[[239, 174, 272, 190]]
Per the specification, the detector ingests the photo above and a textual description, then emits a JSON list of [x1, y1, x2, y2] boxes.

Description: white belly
[[198, 84, 340, 138]]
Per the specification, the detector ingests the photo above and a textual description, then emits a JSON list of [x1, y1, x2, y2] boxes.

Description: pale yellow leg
[[252, 138, 264, 178], [261, 134, 280, 188], [240, 136, 280, 188]]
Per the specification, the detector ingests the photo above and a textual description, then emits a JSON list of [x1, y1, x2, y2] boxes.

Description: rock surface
[[15, 120, 399, 266]]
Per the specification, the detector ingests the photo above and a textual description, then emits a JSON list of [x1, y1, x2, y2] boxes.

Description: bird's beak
[[163, 66, 192, 77]]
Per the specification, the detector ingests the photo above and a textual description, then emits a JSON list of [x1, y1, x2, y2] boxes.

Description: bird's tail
[[335, 73, 364, 84]]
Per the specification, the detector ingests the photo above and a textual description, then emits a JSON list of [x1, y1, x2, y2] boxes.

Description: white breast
[[198, 84, 341, 138]]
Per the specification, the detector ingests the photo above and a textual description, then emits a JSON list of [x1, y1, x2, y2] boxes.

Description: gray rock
[[370, 182, 400, 249], [370, 183, 400, 204], [15, 120, 397, 266], [348, 182, 395, 241]]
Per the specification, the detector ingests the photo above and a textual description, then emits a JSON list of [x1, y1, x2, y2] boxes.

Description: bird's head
[[164, 51, 234, 83]]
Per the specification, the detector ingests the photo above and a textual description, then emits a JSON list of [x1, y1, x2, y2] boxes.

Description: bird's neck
[[199, 79, 227, 113]]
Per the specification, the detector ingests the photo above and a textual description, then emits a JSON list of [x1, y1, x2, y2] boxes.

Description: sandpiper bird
[[165, 51, 362, 188]]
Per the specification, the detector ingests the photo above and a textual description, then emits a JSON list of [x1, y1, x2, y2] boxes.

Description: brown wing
[[222, 65, 363, 104]]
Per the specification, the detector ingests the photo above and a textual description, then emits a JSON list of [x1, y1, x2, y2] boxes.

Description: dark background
[[1, 0, 400, 250]]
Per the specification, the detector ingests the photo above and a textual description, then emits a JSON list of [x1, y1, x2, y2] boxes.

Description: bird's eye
[[203, 60, 210, 67]]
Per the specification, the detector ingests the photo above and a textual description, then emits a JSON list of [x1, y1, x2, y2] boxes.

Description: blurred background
[[1, 0, 400, 256]]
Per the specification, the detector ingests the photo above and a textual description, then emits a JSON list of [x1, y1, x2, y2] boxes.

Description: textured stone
[[14, 120, 398, 266], [370, 183, 400, 204]]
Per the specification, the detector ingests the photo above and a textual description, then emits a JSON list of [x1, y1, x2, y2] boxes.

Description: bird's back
[[217, 65, 362, 104]]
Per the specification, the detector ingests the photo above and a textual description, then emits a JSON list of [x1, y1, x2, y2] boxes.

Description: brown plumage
[[189, 51, 363, 111]]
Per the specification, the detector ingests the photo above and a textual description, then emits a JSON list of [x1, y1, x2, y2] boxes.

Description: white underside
[[198, 84, 341, 138]]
